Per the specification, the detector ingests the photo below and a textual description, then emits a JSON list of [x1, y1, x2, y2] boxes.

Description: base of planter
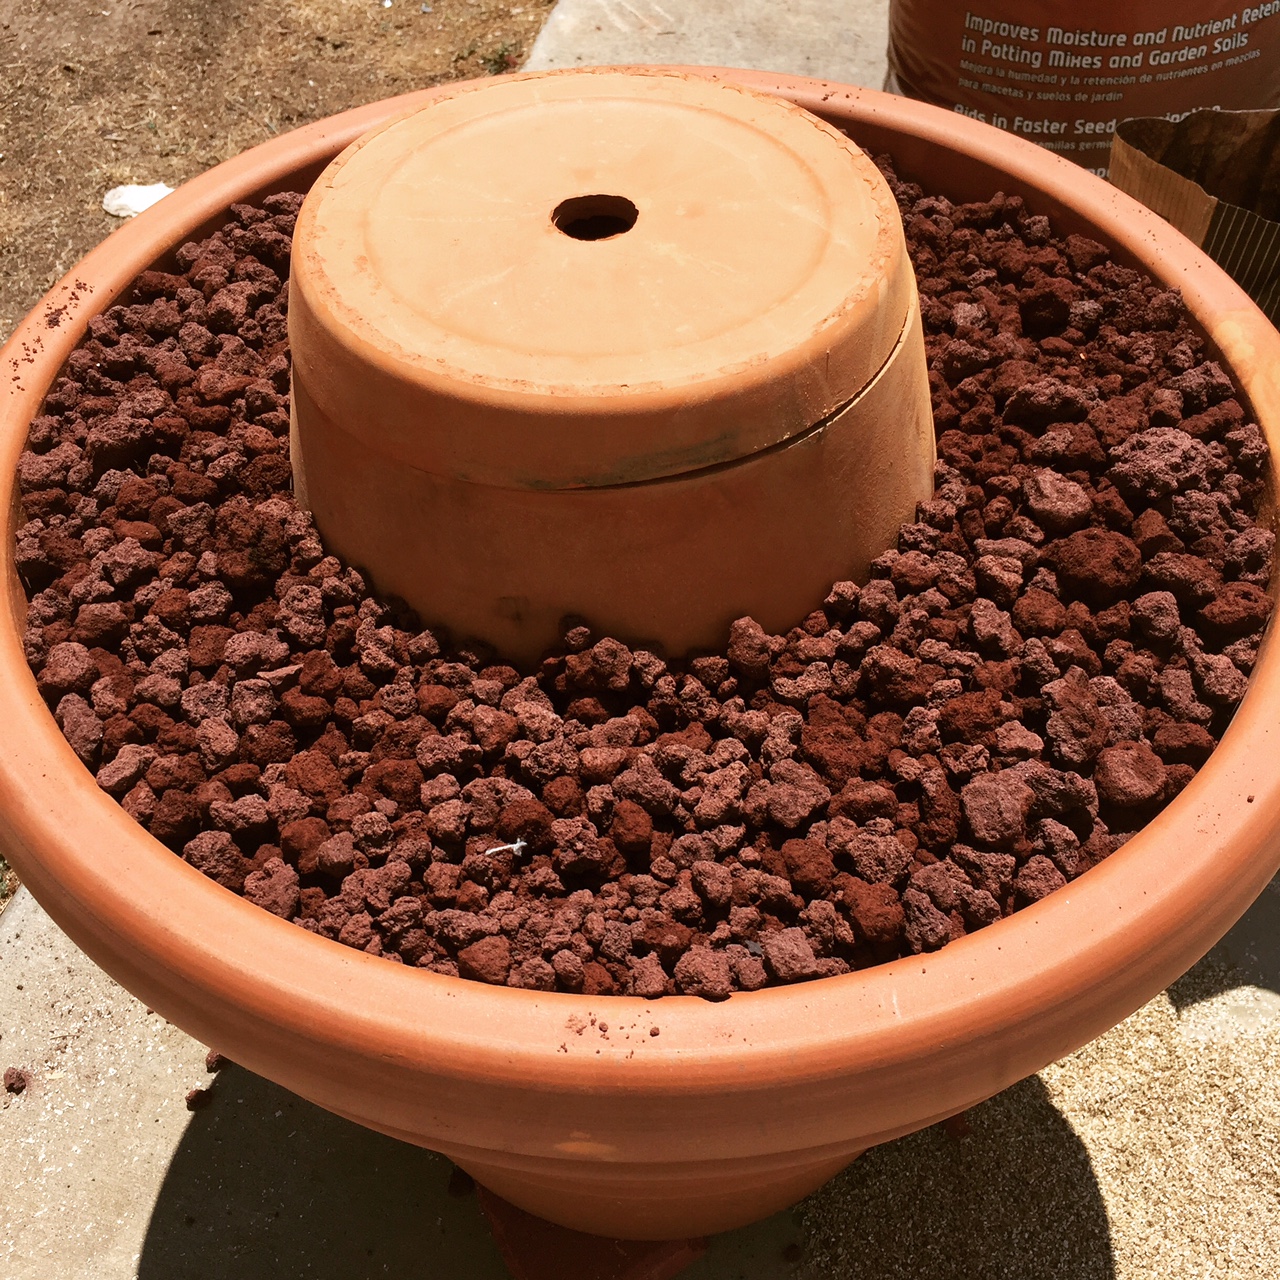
[[448, 1140, 862, 1239], [477, 1186, 708, 1279], [331, 1101, 863, 1237], [458, 1152, 862, 1241]]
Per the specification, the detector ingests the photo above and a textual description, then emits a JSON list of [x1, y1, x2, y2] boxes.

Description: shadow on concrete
[[136, 1064, 509, 1280], [1167, 871, 1280, 1012], [136, 1066, 1110, 1280], [794, 1076, 1117, 1280]]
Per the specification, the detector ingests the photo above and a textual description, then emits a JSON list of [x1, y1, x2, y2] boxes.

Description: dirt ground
[[0, 0, 556, 343], [0, 0, 555, 911]]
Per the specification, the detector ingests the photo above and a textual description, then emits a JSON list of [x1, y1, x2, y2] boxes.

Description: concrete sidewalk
[[5, 877, 1278, 1279], [525, 0, 890, 87], [4, 2, 1280, 1277], [2, 885, 814, 1280]]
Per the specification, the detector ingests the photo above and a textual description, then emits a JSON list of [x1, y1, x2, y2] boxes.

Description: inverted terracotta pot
[[288, 69, 933, 662], [3, 72, 1280, 1242]]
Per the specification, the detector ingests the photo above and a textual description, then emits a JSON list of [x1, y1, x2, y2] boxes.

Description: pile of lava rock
[[14, 162, 1273, 999]]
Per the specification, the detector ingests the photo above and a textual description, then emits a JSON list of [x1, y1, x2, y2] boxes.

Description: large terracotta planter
[[2, 70, 1279, 1241]]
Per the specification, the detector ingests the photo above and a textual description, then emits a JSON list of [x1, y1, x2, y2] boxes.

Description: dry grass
[[0, 0, 556, 341]]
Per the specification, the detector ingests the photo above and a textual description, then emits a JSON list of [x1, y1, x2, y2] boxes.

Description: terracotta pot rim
[[2, 71, 1279, 1117]]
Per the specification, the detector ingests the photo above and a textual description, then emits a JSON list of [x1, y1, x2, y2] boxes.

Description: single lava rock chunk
[[4, 1066, 32, 1095], [15, 169, 1275, 999]]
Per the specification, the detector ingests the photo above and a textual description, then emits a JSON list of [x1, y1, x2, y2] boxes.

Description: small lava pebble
[[185, 1085, 214, 1110], [18, 172, 1274, 1000], [4, 1067, 32, 1094]]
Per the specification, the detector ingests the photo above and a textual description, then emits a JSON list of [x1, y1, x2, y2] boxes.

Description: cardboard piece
[[1110, 109, 1280, 324]]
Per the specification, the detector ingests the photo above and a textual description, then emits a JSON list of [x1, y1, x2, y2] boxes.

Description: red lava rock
[[761, 928, 823, 982], [1131, 591, 1182, 644], [961, 772, 1034, 848], [832, 819, 912, 885], [18, 178, 1272, 999], [1108, 428, 1213, 503], [4, 1067, 32, 1094], [315, 831, 356, 878], [1152, 722, 1216, 766], [842, 879, 906, 953], [1049, 528, 1142, 607], [242, 857, 301, 918], [496, 797, 555, 852], [1014, 855, 1068, 905], [1199, 581, 1272, 639], [1012, 588, 1066, 637], [37, 640, 97, 700], [183, 829, 252, 892], [1021, 469, 1092, 534], [457, 935, 512, 985], [1132, 509, 1184, 558], [629, 953, 670, 998], [829, 779, 897, 823], [781, 838, 836, 896], [1042, 668, 1110, 771], [1094, 742, 1167, 809], [185, 1085, 214, 1110], [726, 616, 775, 680], [634, 918, 695, 969], [609, 799, 653, 857], [1144, 553, 1222, 608], [74, 602, 130, 647], [903, 887, 952, 953], [1004, 377, 1092, 429], [673, 948, 732, 1000]]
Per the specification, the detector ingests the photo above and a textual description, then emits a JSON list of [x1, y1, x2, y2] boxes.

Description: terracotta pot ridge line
[[296, 292, 920, 498], [577, 290, 922, 493]]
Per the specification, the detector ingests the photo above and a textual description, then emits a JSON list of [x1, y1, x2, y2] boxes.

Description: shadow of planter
[[136, 1064, 509, 1280], [138, 1065, 1113, 1280], [794, 1076, 1116, 1280], [1167, 871, 1280, 1013]]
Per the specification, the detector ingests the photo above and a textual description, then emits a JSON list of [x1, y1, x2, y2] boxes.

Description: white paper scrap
[[102, 183, 174, 219]]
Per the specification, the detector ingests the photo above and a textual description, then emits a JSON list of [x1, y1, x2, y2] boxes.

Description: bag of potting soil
[[1110, 107, 1280, 324], [887, 1, 1280, 177]]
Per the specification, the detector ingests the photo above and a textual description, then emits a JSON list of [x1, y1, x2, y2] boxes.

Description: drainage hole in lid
[[552, 194, 639, 241]]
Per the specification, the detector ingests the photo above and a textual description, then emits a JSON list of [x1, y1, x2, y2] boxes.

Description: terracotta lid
[[289, 68, 914, 488]]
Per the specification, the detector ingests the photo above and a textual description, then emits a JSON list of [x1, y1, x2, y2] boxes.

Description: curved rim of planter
[[2, 70, 1278, 1159]]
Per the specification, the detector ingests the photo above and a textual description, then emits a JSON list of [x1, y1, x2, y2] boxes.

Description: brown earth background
[[0, 0, 556, 340]]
